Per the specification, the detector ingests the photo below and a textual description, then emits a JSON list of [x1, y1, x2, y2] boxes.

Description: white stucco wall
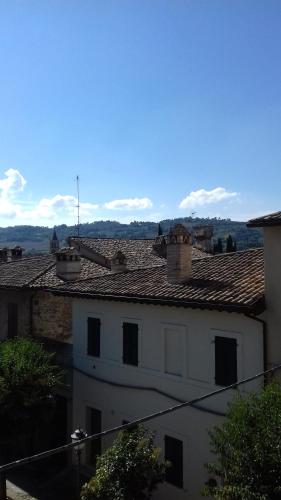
[[72, 298, 264, 499]]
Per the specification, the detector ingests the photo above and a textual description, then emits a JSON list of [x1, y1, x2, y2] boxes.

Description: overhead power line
[[1, 363, 281, 474]]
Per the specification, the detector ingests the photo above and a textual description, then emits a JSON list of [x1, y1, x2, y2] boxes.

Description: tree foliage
[[81, 426, 167, 500], [0, 337, 63, 435], [0, 217, 263, 253], [226, 234, 237, 253], [204, 382, 281, 500]]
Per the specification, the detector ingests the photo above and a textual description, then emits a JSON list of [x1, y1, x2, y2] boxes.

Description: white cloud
[[31, 195, 99, 220], [0, 168, 26, 197], [104, 197, 153, 210], [179, 187, 238, 209], [0, 168, 99, 225]]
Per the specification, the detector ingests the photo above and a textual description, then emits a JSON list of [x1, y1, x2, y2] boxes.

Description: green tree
[[214, 238, 223, 254], [81, 425, 167, 500], [203, 382, 281, 500], [0, 337, 63, 460], [226, 234, 237, 253]]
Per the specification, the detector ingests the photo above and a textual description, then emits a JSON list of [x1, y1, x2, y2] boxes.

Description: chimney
[[111, 251, 127, 274], [56, 247, 81, 281], [11, 246, 24, 260], [166, 224, 192, 283], [193, 225, 213, 253], [0, 248, 12, 262]]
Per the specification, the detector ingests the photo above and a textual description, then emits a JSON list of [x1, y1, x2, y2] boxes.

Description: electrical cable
[[0, 362, 280, 474]]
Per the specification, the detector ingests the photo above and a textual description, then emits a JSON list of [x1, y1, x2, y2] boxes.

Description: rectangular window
[[87, 407, 102, 467], [87, 318, 101, 357], [123, 322, 138, 366], [8, 303, 18, 338], [215, 336, 237, 386], [165, 435, 183, 488]]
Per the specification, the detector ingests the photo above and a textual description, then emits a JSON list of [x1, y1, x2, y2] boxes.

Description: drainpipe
[[245, 314, 267, 379]]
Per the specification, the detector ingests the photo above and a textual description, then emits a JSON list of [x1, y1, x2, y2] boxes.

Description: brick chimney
[[56, 247, 81, 281], [166, 224, 192, 283], [0, 246, 24, 262], [111, 250, 127, 274], [193, 225, 213, 253]]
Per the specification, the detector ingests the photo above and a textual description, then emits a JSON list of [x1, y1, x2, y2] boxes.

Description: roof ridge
[[69, 236, 155, 241], [27, 261, 57, 286]]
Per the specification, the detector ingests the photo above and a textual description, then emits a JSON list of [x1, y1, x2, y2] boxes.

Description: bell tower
[[50, 229, 60, 254]]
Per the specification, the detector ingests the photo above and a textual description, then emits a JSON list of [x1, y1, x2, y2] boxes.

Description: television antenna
[[76, 175, 80, 237]]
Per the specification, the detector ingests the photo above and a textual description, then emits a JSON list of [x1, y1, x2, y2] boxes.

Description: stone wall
[[32, 290, 72, 343], [0, 289, 31, 340]]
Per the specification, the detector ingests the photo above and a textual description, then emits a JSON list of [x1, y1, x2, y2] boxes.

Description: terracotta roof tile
[[0, 254, 109, 289], [247, 211, 281, 227], [53, 248, 265, 313], [68, 236, 206, 270]]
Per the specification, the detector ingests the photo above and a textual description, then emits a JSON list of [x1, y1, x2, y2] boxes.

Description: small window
[[215, 336, 237, 386], [87, 318, 101, 357], [8, 303, 18, 338], [165, 435, 183, 488], [87, 407, 102, 467], [123, 322, 138, 366]]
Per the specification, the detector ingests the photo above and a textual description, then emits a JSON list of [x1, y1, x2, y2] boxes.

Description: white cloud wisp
[[104, 197, 153, 210], [179, 187, 238, 209]]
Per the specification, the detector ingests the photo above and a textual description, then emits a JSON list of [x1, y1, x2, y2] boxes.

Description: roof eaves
[[49, 288, 265, 314]]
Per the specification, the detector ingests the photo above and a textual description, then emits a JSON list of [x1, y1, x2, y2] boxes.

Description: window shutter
[[165, 435, 183, 488], [87, 318, 101, 357], [8, 303, 18, 338], [123, 322, 138, 366], [215, 336, 237, 386], [89, 408, 102, 466]]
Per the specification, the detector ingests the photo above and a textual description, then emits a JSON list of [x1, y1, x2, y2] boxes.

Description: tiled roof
[[247, 211, 281, 227], [31, 258, 110, 288], [53, 248, 265, 313], [68, 236, 206, 270], [0, 254, 109, 289], [0, 255, 55, 288]]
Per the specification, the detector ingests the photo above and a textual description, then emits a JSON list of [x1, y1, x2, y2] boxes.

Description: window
[[8, 303, 18, 338], [123, 322, 138, 366], [87, 407, 102, 467], [215, 336, 237, 386], [165, 435, 183, 488], [87, 317, 101, 357]]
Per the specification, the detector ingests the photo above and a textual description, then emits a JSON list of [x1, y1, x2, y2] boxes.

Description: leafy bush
[[81, 425, 167, 500], [204, 382, 281, 499]]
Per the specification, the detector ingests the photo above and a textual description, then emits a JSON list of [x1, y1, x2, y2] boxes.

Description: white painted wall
[[72, 298, 264, 499]]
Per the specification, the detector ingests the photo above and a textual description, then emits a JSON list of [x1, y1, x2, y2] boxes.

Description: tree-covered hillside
[[0, 217, 263, 253]]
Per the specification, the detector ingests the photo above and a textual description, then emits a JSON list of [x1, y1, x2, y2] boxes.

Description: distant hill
[[0, 217, 263, 254]]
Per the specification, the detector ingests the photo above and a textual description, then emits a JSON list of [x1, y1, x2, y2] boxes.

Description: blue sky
[[0, 0, 280, 227]]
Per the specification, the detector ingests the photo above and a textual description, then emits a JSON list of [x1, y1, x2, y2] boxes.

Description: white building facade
[[71, 299, 264, 499]]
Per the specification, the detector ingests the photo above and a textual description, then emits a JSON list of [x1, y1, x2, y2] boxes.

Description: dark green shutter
[[215, 336, 237, 386], [123, 322, 138, 366], [90, 408, 101, 466], [8, 303, 18, 338], [87, 318, 100, 357], [165, 435, 183, 488]]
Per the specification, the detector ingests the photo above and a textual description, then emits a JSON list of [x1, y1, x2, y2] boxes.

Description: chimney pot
[[56, 247, 81, 281], [111, 250, 127, 274], [166, 224, 192, 283]]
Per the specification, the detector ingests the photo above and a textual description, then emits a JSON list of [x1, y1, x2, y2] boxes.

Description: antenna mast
[[76, 175, 80, 237]]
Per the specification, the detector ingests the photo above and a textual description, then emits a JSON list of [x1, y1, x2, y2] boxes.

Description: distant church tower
[[50, 229, 59, 254]]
